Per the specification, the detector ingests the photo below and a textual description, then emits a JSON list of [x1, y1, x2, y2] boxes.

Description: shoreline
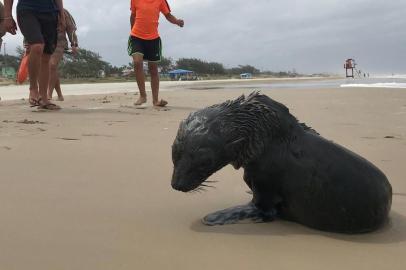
[[0, 76, 338, 101]]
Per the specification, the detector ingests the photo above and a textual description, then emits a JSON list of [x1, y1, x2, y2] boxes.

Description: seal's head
[[171, 108, 232, 192], [171, 92, 296, 192]]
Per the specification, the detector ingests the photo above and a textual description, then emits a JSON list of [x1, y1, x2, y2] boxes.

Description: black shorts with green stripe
[[128, 36, 162, 62]]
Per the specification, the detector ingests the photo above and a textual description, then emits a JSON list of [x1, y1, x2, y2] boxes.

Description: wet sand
[[0, 84, 405, 270]]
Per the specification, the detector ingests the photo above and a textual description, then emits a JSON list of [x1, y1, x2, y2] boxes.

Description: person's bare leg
[[148, 62, 167, 107], [132, 54, 147, 105], [38, 53, 59, 109], [48, 56, 58, 100], [48, 52, 64, 101], [28, 44, 43, 103], [54, 76, 63, 101]]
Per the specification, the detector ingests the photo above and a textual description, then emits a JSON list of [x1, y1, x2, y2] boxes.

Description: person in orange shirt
[[128, 0, 184, 107]]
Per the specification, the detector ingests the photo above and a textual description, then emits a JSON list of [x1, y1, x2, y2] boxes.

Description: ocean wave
[[372, 74, 406, 79], [340, 83, 406, 89]]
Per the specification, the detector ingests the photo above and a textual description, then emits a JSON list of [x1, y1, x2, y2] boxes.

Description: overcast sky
[[3, 0, 406, 74]]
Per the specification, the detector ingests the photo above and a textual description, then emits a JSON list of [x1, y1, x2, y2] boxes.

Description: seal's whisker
[[200, 183, 215, 188], [196, 186, 207, 193]]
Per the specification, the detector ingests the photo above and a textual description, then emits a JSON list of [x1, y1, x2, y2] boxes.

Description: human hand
[[24, 44, 31, 54], [4, 17, 17, 35], [71, 46, 79, 55], [177, 19, 184, 27]]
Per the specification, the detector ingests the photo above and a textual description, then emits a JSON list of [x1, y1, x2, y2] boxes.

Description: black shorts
[[128, 36, 162, 62], [17, 9, 58, 55]]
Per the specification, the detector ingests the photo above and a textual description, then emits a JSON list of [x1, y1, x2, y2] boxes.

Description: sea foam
[[340, 83, 406, 89]]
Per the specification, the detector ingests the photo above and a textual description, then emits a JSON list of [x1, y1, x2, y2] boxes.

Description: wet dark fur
[[171, 92, 392, 233]]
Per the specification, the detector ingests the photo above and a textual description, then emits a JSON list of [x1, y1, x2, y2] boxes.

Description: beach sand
[[0, 84, 405, 269]]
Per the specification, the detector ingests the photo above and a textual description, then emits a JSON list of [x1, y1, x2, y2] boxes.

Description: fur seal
[[171, 92, 392, 233]]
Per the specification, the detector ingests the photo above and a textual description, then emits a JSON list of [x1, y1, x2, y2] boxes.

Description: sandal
[[37, 101, 61, 111]]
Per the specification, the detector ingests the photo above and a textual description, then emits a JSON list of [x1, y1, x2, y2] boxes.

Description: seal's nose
[[171, 177, 188, 192], [171, 181, 181, 190], [171, 169, 191, 192], [171, 180, 188, 192], [171, 170, 182, 191]]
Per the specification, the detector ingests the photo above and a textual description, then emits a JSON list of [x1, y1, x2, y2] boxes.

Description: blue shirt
[[17, 0, 58, 13]]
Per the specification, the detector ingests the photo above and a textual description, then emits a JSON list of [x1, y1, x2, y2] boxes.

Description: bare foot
[[29, 89, 40, 106], [134, 96, 147, 106], [57, 96, 64, 101], [153, 99, 168, 107]]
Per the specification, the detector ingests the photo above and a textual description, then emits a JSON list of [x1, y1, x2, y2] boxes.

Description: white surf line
[[340, 83, 406, 89]]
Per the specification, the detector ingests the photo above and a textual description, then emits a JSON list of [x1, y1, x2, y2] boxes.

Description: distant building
[[240, 73, 253, 79], [121, 68, 133, 77], [97, 70, 106, 78], [1, 67, 16, 79]]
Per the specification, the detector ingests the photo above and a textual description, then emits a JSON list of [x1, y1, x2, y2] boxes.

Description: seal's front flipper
[[202, 202, 276, 226]]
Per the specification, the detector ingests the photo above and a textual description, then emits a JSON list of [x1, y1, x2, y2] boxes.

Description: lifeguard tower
[[344, 59, 357, 78]]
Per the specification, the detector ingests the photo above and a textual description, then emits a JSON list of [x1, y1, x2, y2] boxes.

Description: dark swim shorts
[[17, 9, 58, 54], [128, 35, 162, 62]]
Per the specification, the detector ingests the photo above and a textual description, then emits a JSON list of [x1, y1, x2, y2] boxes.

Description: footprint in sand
[[120, 105, 147, 110], [153, 107, 171, 112], [361, 136, 377, 140], [56, 137, 80, 141], [82, 133, 115, 138], [100, 96, 112, 104], [1, 146, 12, 150], [384, 135, 402, 140], [17, 119, 47, 125]]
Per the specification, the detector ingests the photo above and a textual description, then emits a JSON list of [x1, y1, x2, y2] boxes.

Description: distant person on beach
[[129, 0, 184, 107], [47, 8, 78, 101], [3, 0, 65, 110]]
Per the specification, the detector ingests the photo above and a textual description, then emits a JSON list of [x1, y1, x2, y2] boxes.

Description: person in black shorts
[[129, 36, 163, 63], [4, 0, 65, 110], [129, 0, 184, 107]]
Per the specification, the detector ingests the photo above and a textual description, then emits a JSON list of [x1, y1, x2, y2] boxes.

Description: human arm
[[65, 10, 78, 54], [3, 0, 17, 34], [67, 30, 78, 54], [54, 0, 66, 31], [69, 32, 78, 54], [130, 11, 135, 28], [164, 13, 184, 27], [130, 0, 136, 29]]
